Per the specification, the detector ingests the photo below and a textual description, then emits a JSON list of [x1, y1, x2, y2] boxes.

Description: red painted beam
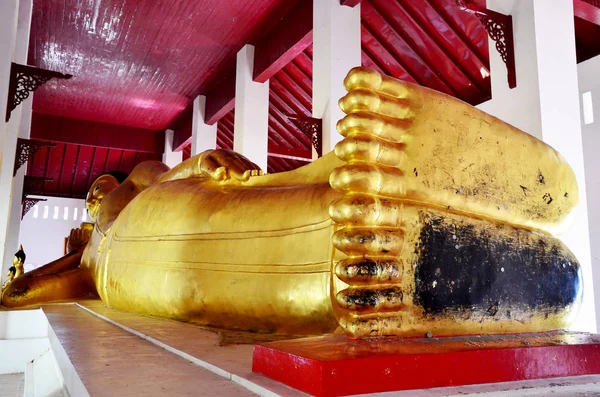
[[253, 0, 313, 83], [204, 68, 237, 125], [268, 144, 312, 160], [575, 0, 600, 25], [31, 113, 165, 153], [341, 0, 362, 7], [203, 1, 313, 126], [172, 111, 193, 151]]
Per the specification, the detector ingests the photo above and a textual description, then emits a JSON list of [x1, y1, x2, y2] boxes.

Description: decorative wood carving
[[287, 115, 323, 158], [14, 138, 56, 176], [6, 63, 73, 122], [457, 1, 516, 89], [22, 197, 46, 219]]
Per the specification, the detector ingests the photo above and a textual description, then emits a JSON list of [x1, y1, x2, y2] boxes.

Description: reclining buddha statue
[[1, 68, 582, 339]]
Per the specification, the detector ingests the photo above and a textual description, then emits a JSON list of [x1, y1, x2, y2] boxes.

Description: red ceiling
[[24, 0, 600, 199], [180, 0, 491, 174], [26, 143, 161, 199], [28, 0, 300, 130], [575, 16, 600, 62]]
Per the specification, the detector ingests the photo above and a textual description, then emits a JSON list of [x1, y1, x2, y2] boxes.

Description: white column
[[191, 95, 217, 156], [476, 0, 543, 139], [0, 0, 21, 282], [312, 0, 361, 155], [162, 129, 182, 168], [478, 0, 595, 332], [3, 0, 33, 273], [579, 55, 600, 338], [233, 44, 269, 171]]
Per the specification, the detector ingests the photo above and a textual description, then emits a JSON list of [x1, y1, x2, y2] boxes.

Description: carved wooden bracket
[[457, 1, 516, 89], [6, 63, 73, 122], [14, 138, 56, 176], [22, 176, 53, 201], [287, 115, 323, 158], [22, 197, 46, 219]]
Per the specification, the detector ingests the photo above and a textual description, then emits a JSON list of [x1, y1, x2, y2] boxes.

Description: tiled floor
[[38, 301, 600, 397], [42, 304, 258, 397], [0, 373, 24, 397], [71, 300, 306, 396]]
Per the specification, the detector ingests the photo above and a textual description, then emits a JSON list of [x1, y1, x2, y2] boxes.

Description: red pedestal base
[[252, 331, 600, 397]]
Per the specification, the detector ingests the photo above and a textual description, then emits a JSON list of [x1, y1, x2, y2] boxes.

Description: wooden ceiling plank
[[31, 113, 164, 153], [268, 106, 312, 150], [363, 0, 460, 97], [270, 79, 311, 118], [282, 62, 312, 98], [426, 0, 489, 68], [119, 151, 138, 174], [30, 0, 300, 130], [71, 145, 95, 198], [94, 148, 110, 185], [58, 145, 80, 197], [268, 97, 313, 148], [427, 0, 489, 64], [361, 24, 420, 83], [290, 49, 313, 80], [397, 0, 489, 95], [253, 0, 313, 83], [28, 146, 50, 177], [217, 119, 236, 148], [84, 147, 99, 193], [204, 69, 237, 126], [574, 0, 600, 25], [275, 69, 312, 111], [105, 149, 124, 175], [268, 108, 302, 148]]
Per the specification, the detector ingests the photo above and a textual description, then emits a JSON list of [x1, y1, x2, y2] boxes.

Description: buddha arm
[[0, 224, 97, 307], [1, 267, 91, 308]]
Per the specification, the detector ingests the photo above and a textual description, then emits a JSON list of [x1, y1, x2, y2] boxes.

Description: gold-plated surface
[[329, 203, 581, 338], [1, 67, 582, 339], [336, 67, 578, 235], [1, 246, 26, 291]]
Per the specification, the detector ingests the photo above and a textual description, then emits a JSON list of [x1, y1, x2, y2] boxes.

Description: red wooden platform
[[252, 331, 600, 397]]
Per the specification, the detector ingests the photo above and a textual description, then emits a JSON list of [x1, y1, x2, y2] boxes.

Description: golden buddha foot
[[1, 67, 582, 341], [329, 67, 581, 337]]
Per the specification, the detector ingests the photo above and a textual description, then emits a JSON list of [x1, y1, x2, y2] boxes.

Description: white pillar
[[312, 0, 361, 155], [191, 95, 217, 156], [579, 55, 600, 338], [3, 0, 33, 272], [233, 44, 269, 171], [162, 129, 182, 168], [478, 0, 595, 332], [0, 0, 22, 281]]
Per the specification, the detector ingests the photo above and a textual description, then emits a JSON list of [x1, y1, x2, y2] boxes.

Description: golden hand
[[199, 149, 264, 183], [67, 224, 93, 252]]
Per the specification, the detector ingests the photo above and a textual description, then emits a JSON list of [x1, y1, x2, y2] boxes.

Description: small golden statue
[[1, 68, 582, 339], [1, 246, 25, 291]]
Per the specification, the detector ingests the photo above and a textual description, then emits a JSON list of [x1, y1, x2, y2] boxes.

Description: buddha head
[[13, 245, 25, 268], [86, 174, 122, 223]]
